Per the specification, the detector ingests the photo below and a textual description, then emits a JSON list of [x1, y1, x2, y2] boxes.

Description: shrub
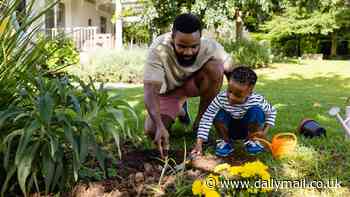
[[69, 48, 147, 83], [220, 38, 271, 68], [0, 74, 138, 196], [123, 23, 151, 45], [43, 37, 80, 70], [0, 1, 138, 196]]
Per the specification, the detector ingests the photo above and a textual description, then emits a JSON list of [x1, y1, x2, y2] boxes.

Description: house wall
[[32, 0, 114, 34], [68, 0, 114, 34]]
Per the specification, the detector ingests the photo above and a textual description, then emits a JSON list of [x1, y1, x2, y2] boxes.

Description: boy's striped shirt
[[197, 91, 277, 141]]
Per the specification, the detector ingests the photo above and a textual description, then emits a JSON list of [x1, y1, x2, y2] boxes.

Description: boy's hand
[[191, 139, 204, 157]]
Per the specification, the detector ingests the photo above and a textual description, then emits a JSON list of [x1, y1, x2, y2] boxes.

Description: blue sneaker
[[215, 140, 234, 157], [244, 140, 265, 155]]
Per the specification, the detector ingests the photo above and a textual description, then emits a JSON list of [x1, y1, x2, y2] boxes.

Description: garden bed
[[61, 145, 261, 197]]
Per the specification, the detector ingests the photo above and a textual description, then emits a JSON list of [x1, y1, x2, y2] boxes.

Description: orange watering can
[[252, 132, 297, 159]]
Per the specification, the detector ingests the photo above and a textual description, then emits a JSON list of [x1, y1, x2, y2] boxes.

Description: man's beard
[[175, 51, 198, 67], [173, 46, 198, 67]]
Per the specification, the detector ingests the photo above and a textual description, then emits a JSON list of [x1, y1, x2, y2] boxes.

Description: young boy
[[191, 66, 277, 157]]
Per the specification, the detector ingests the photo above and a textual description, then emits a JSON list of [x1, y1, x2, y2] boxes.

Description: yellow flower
[[205, 190, 221, 197], [241, 171, 255, 178], [228, 166, 242, 176], [250, 160, 268, 171], [238, 160, 270, 178], [214, 163, 231, 173], [192, 179, 203, 195], [259, 171, 271, 181]]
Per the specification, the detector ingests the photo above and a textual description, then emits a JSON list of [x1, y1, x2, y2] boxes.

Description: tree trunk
[[297, 36, 301, 57], [331, 32, 337, 57], [235, 9, 243, 41]]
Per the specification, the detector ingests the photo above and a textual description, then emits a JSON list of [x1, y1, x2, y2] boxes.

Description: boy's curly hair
[[229, 66, 257, 86]]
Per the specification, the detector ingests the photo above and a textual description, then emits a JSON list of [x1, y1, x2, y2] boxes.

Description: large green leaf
[[15, 120, 39, 165], [3, 129, 24, 170], [63, 125, 80, 181], [48, 134, 59, 161], [1, 166, 16, 197], [51, 148, 64, 191], [17, 141, 40, 196], [94, 144, 107, 177], [42, 145, 55, 194], [102, 122, 122, 159], [112, 99, 139, 129], [79, 129, 89, 163], [0, 108, 21, 129], [69, 94, 81, 115], [107, 107, 126, 132], [38, 92, 54, 125]]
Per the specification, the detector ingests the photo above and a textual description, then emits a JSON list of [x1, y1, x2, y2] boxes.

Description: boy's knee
[[244, 106, 265, 125], [214, 109, 231, 128]]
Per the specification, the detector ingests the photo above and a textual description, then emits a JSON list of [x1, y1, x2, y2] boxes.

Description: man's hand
[[154, 124, 170, 158], [191, 139, 204, 157]]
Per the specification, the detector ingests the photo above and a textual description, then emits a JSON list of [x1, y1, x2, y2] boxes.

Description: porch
[[44, 0, 124, 51], [47, 26, 114, 51]]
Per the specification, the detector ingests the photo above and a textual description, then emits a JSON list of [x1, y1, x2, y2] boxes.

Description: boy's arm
[[261, 97, 277, 134], [197, 95, 223, 141], [192, 94, 223, 156], [263, 124, 271, 135]]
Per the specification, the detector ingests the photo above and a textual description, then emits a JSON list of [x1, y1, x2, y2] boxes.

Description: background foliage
[[43, 37, 80, 70]]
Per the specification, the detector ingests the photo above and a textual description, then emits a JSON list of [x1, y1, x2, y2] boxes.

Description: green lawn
[[115, 60, 350, 196]]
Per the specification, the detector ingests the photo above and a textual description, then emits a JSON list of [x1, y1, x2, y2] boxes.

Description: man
[[144, 13, 234, 158]]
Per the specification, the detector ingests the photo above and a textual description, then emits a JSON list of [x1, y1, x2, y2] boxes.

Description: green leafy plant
[[221, 38, 271, 68], [0, 1, 139, 196], [0, 74, 138, 196], [123, 23, 151, 45], [0, 0, 56, 107], [43, 37, 80, 71]]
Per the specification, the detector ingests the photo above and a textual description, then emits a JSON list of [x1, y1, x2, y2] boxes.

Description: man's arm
[[144, 81, 163, 128], [144, 81, 169, 158]]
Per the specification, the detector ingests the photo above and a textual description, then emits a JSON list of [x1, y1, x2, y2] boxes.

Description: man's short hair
[[172, 13, 202, 34], [229, 66, 257, 86]]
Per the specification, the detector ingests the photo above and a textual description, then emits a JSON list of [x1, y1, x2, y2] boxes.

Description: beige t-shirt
[[144, 32, 232, 94]]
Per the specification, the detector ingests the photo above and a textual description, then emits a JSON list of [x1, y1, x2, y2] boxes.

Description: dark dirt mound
[[64, 146, 260, 197]]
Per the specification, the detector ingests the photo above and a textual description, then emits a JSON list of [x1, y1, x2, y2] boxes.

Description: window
[[45, 2, 65, 29], [57, 3, 65, 28], [100, 16, 107, 33], [45, 7, 55, 29]]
